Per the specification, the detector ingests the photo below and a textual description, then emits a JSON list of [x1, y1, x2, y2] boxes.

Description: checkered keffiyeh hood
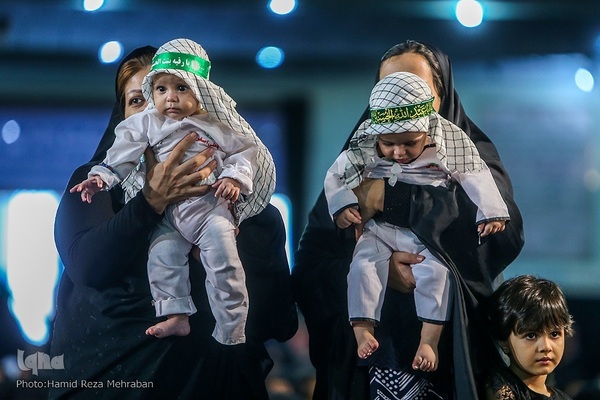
[[366, 71, 433, 136], [344, 72, 484, 188], [141, 38, 275, 222]]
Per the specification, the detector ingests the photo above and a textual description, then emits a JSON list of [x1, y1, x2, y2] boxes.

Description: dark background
[[1, 1, 600, 398]]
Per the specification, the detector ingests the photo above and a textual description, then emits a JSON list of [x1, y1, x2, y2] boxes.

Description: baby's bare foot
[[357, 338, 379, 359], [412, 343, 438, 372], [353, 324, 379, 359], [146, 314, 190, 338]]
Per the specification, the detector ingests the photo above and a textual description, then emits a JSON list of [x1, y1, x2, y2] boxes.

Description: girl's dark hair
[[488, 275, 574, 341], [380, 40, 444, 106]]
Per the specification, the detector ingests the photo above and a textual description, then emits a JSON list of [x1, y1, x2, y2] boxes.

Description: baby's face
[[152, 73, 201, 120], [377, 131, 428, 164]]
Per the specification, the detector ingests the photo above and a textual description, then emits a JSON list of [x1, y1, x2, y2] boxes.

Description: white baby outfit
[[90, 39, 275, 345], [324, 72, 509, 326]]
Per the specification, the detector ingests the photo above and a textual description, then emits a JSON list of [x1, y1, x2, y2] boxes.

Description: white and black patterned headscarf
[[344, 72, 484, 187], [366, 71, 433, 136], [141, 38, 275, 222]]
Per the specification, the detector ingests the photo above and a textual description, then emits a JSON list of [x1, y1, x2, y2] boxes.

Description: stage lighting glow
[[98, 41, 123, 64], [575, 68, 594, 92], [270, 194, 293, 267], [83, 0, 104, 12], [6, 191, 60, 345], [456, 0, 483, 28], [2, 120, 20, 144], [256, 46, 285, 69], [268, 0, 297, 15]]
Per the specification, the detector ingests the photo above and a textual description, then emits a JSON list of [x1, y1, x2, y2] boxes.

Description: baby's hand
[[69, 175, 104, 203], [477, 220, 506, 237], [212, 178, 241, 202], [335, 207, 362, 229]]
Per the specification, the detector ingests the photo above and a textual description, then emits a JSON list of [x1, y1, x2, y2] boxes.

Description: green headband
[[151, 52, 211, 79], [370, 98, 434, 125]]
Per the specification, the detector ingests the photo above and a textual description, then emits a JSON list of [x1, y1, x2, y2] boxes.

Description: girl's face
[[377, 132, 428, 164], [152, 73, 201, 120], [124, 67, 150, 118], [504, 328, 565, 382], [379, 53, 441, 112]]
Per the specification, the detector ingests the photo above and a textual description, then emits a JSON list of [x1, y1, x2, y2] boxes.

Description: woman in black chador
[[48, 45, 297, 400], [292, 40, 524, 400]]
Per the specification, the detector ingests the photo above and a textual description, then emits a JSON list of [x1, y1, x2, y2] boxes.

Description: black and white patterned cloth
[[133, 38, 275, 222], [366, 72, 433, 136], [369, 367, 444, 400]]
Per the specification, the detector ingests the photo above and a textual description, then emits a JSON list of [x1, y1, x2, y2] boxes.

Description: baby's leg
[[352, 321, 379, 359], [347, 221, 394, 354], [147, 214, 196, 338], [146, 314, 190, 338], [410, 245, 451, 372], [412, 322, 443, 372], [195, 206, 248, 345]]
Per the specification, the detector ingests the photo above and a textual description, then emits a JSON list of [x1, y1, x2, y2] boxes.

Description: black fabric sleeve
[[237, 203, 298, 343], [53, 165, 163, 289], [292, 191, 360, 398], [293, 192, 355, 326]]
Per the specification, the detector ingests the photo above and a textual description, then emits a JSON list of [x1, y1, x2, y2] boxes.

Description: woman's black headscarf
[[89, 45, 158, 165]]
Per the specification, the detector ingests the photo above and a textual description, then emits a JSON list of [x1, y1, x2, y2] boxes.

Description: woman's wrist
[[141, 185, 167, 215], [353, 178, 385, 221]]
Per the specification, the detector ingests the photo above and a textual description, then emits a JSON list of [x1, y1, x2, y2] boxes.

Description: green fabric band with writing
[[370, 98, 434, 124], [151, 52, 211, 79]]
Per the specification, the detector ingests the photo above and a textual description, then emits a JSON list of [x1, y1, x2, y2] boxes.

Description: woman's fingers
[[355, 223, 365, 241], [142, 133, 218, 213], [164, 132, 198, 170], [177, 146, 214, 175], [179, 159, 217, 188], [387, 251, 422, 293], [159, 133, 216, 184], [144, 147, 158, 172], [391, 251, 424, 266]]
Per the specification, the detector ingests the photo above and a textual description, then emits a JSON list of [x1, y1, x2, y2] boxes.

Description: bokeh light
[[575, 68, 594, 92], [98, 41, 123, 64], [83, 0, 104, 12], [268, 0, 297, 15], [456, 0, 483, 28], [2, 120, 20, 144], [256, 46, 285, 69]]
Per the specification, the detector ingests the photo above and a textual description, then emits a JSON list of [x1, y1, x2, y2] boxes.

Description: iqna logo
[[17, 349, 64, 376]]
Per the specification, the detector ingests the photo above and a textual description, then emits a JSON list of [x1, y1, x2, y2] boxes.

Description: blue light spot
[[575, 68, 594, 92], [2, 120, 20, 144], [98, 41, 123, 64], [256, 46, 285, 69], [268, 0, 297, 15]]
